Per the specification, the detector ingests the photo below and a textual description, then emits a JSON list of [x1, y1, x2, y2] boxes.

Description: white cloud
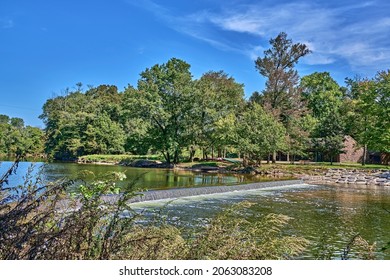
[[129, 0, 390, 73]]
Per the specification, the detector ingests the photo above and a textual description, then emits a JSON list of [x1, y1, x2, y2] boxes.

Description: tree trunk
[[243, 155, 248, 167], [287, 152, 290, 162], [272, 151, 276, 164], [362, 144, 367, 166], [267, 154, 270, 164], [165, 151, 171, 165], [189, 146, 195, 162], [174, 149, 179, 164]]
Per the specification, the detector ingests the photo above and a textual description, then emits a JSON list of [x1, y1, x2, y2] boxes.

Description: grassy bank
[[78, 154, 163, 164], [77, 155, 389, 175]]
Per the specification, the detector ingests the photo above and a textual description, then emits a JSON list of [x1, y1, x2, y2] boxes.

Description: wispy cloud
[[128, 0, 390, 74], [200, 1, 390, 72], [1, 18, 14, 29]]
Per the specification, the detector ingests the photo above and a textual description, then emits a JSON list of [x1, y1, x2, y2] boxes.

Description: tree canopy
[[2, 33, 389, 165]]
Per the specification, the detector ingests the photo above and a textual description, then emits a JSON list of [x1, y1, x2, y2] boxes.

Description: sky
[[1, 0, 390, 127]]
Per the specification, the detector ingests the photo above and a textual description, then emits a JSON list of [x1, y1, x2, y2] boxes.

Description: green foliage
[[237, 103, 286, 165], [40, 84, 126, 159], [344, 71, 390, 163], [0, 115, 44, 156], [193, 71, 245, 158], [4, 49, 388, 165], [301, 72, 345, 119], [76, 172, 126, 200], [300, 72, 347, 162], [123, 58, 195, 164]]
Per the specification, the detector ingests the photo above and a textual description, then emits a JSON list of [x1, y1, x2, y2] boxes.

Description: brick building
[[337, 135, 365, 163], [336, 136, 389, 165]]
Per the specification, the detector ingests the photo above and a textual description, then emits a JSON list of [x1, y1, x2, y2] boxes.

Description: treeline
[[7, 32, 390, 164], [0, 115, 44, 156]]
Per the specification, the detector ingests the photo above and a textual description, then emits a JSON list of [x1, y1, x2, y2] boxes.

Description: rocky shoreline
[[301, 169, 390, 186]]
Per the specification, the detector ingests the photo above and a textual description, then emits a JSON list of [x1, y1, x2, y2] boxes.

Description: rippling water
[[130, 183, 390, 260]]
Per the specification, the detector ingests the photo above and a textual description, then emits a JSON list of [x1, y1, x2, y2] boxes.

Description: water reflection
[[0, 161, 262, 190]]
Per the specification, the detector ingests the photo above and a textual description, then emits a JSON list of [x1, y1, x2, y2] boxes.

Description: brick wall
[[339, 136, 365, 163]]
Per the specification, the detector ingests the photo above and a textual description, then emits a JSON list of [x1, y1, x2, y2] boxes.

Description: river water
[[0, 161, 259, 190], [1, 161, 390, 259]]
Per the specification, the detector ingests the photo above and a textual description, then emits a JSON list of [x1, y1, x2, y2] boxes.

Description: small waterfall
[[123, 180, 303, 203]]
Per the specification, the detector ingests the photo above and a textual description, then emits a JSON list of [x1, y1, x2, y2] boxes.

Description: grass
[[78, 154, 163, 163], [77, 154, 389, 175]]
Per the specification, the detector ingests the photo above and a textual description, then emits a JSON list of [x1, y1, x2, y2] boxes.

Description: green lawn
[[78, 154, 163, 163]]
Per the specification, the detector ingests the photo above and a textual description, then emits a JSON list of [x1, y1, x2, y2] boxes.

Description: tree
[[10, 118, 24, 129], [193, 71, 244, 160], [254, 32, 311, 162], [0, 115, 44, 156], [236, 103, 286, 166], [0, 115, 10, 124], [313, 108, 345, 164], [40, 84, 125, 160], [372, 70, 390, 153], [301, 72, 345, 119], [124, 58, 194, 164], [300, 72, 347, 162], [345, 71, 390, 164], [83, 113, 125, 155], [22, 126, 45, 156], [254, 32, 311, 119]]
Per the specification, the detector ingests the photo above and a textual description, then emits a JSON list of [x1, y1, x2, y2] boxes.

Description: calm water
[[2, 161, 390, 259], [0, 161, 259, 190]]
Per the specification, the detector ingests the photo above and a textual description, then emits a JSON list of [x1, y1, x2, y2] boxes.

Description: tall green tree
[[372, 70, 390, 154], [237, 103, 286, 166], [300, 72, 346, 162], [193, 71, 244, 159], [124, 58, 194, 164], [83, 113, 125, 155], [346, 71, 390, 164], [254, 32, 311, 162]]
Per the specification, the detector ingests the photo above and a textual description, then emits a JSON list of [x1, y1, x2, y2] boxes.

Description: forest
[[1, 33, 389, 165]]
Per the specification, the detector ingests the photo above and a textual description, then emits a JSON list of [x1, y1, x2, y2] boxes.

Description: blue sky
[[1, 0, 390, 127]]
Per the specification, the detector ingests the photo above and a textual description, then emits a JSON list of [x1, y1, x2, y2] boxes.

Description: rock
[[130, 159, 173, 168]]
